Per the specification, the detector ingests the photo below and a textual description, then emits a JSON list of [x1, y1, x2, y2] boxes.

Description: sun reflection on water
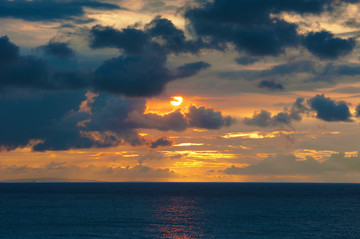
[[147, 196, 207, 239]]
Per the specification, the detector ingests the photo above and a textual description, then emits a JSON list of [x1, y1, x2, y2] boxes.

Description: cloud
[[308, 94, 352, 122], [0, 89, 87, 151], [244, 98, 307, 127], [356, 104, 360, 117], [0, 36, 89, 90], [224, 152, 360, 176], [244, 94, 355, 127], [184, 0, 357, 57], [219, 59, 360, 89], [90, 25, 153, 55], [0, 163, 176, 181], [244, 110, 292, 127], [0, 36, 19, 64], [0, 34, 208, 98], [89, 20, 211, 97], [235, 56, 259, 65], [128, 110, 189, 132], [93, 55, 209, 97], [257, 80, 284, 91], [128, 105, 235, 131], [303, 31, 356, 60], [186, 105, 236, 129], [0, 0, 120, 22], [93, 54, 170, 97], [218, 60, 317, 81], [145, 16, 207, 54], [90, 16, 208, 55], [37, 40, 75, 59], [0, 89, 234, 151], [150, 137, 174, 149]]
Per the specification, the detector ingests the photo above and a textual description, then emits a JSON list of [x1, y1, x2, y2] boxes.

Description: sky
[[2, 0, 360, 182]]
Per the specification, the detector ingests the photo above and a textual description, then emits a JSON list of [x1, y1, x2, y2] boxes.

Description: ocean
[[0, 183, 359, 238]]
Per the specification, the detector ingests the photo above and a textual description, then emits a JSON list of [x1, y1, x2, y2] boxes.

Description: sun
[[170, 96, 183, 106]]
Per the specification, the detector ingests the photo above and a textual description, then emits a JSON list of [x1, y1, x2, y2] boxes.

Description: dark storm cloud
[[184, 0, 357, 57], [90, 16, 210, 55], [93, 54, 170, 97], [258, 80, 284, 91], [150, 137, 173, 149], [0, 0, 120, 22], [145, 16, 207, 54], [90, 25, 153, 54], [89, 19, 211, 97], [186, 105, 235, 129], [224, 153, 360, 175], [37, 40, 75, 59], [0, 87, 235, 151], [303, 31, 356, 59], [0, 35, 209, 97], [93, 54, 209, 97], [0, 90, 145, 151], [0, 89, 87, 151], [308, 94, 352, 122], [0, 36, 89, 90]]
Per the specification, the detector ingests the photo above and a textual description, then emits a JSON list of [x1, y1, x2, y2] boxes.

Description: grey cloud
[[184, 0, 358, 57], [186, 105, 236, 129], [0, 0, 120, 22], [308, 94, 352, 122], [356, 104, 360, 117], [150, 137, 174, 149], [37, 40, 75, 59], [258, 80, 284, 91], [235, 56, 260, 65], [303, 31, 356, 60], [243, 97, 309, 127]]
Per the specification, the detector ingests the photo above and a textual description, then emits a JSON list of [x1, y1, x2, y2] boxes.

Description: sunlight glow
[[170, 96, 183, 106]]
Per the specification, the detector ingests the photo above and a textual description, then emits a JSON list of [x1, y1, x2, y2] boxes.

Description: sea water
[[1, 183, 360, 238]]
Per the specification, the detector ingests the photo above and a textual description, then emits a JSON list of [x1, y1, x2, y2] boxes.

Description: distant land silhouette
[[1, 177, 98, 182]]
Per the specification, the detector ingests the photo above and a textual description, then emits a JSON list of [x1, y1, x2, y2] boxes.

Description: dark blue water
[[1, 183, 360, 238]]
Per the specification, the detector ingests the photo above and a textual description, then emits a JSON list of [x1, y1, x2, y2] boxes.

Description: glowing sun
[[170, 96, 183, 106]]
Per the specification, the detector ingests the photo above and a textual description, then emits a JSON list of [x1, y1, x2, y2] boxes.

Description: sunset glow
[[170, 96, 183, 106], [1, 0, 360, 183]]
